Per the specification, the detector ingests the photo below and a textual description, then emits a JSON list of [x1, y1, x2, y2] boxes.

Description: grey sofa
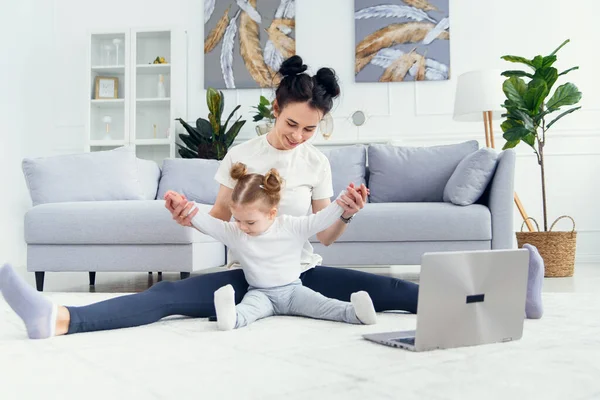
[[22, 141, 515, 291]]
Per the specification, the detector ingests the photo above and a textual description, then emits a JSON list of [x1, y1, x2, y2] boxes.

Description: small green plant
[[500, 39, 582, 231], [252, 95, 275, 123], [176, 88, 246, 160]]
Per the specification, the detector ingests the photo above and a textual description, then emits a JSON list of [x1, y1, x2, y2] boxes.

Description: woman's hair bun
[[279, 55, 308, 77], [314, 67, 340, 97]]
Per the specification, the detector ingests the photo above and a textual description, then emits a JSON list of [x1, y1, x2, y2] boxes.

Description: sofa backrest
[[320, 145, 367, 200], [156, 158, 221, 204], [22, 146, 148, 206], [367, 140, 479, 202]]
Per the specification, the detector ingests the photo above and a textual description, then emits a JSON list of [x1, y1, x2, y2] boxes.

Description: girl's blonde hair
[[230, 162, 283, 210]]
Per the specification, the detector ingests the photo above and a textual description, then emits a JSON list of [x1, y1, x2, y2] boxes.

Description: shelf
[[137, 97, 170, 104], [135, 139, 172, 146], [136, 64, 171, 74], [91, 99, 125, 108], [91, 65, 125, 74], [90, 140, 126, 147]]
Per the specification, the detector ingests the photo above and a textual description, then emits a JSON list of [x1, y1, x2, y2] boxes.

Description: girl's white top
[[191, 198, 343, 288], [213, 134, 334, 271]]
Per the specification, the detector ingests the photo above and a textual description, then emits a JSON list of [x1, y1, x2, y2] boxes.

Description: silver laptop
[[363, 249, 529, 352]]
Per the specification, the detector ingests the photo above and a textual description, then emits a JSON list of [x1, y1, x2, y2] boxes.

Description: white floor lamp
[[453, 70, 534, 232]]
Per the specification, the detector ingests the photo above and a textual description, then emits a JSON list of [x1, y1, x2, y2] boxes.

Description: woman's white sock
[[0, 264, 57, 339]]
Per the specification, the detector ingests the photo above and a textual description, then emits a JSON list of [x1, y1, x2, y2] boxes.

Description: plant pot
[[516, 216, 577, 277], [255, 121, 273, 136]]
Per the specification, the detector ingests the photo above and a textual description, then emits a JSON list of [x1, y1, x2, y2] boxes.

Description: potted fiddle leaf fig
[[500, 39, 582, 277], [176, 88, 246, 160], [252, 95, 275, 136]]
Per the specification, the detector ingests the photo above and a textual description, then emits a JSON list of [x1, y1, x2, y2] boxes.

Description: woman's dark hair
[[275, 55, 340, 116]]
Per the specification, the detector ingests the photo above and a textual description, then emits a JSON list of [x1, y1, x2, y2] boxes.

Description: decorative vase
[[255, 121, 273, 136], [157, 74, 166, 98], [515, 216, 577, 277]]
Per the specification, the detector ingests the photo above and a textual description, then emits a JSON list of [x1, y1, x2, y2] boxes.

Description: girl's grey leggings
[[235, 279, 362, 328]]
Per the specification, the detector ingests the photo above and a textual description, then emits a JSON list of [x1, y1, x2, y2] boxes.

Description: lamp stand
[[483, 111, 534, 232]]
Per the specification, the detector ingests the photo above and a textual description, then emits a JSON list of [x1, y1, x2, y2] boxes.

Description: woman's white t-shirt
[[214, 134, 333, 271]]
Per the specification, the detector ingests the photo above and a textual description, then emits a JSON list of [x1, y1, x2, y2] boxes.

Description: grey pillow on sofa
[[157, 158, 221, 204], [22, 146, 144, 206], [137, 158, 161, 200], [368, 140, 479, 202], [321, 145, 367, 200], [443, 147, 499, 206]]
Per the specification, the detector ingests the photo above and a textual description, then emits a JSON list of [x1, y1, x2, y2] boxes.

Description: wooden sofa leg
[[180, 272, 190, 280], [89, 272, 96, 286], [35, 272, 45, 292]]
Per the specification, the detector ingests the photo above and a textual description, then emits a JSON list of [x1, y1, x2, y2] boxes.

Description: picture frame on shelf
[[94, 76, 119, 99]]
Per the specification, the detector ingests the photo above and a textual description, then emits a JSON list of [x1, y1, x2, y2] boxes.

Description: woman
[[0, 55, 419, 339]]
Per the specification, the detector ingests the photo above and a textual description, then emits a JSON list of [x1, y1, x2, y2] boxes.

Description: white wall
[[8, 0, 600, 268]]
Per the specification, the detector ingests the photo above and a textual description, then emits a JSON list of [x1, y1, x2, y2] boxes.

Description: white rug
[[1, 293, 599, 400]]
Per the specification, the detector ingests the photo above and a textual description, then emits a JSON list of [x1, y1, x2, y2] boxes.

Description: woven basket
[[516, 215, 577, 277]]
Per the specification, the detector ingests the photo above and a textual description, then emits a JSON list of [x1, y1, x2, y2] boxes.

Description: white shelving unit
[[85, 28, 186, 165]]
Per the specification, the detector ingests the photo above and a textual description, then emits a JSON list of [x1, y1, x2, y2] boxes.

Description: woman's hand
[[335, 183, 369, 219], [164, 190, 198, 227]]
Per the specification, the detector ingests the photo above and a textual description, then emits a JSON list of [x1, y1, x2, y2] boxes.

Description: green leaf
[[195, 118, 213, 139], [178, 134, 199, 150], [501, 55, 535, 69], [176, 118, 204, 144], [503, 126, 532, 142], [503, 77, 527, 108], [221, 105, 241, 135], [524, 78, 549, 113], [218, 90, 224, 120], [558, 66, 579, 76], [253, 115, 264, 122], [531, 55, 543, 69], [546, 106, 582, 130], [225, 119, 246, 148], [550, 39, 570, 56], [546, 83, 583, 110], [176, 143, 199, 158], [502, 139, 520, 150], [522, 133, 536, 147], [501, 118, 523, 132], [541, 55, 557, 68], [507, 108, 535, 131], [501, 70, 534, 79], [259, 95, 270, 106], [206, 88, 220, 116], [534, 67, 558, 92]]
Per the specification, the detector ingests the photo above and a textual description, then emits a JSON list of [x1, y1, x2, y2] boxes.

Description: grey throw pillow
[[368, 140, 479, 202], [22, 146, 144, 206], [136, 158, 161, 200], [157, 158, 221, 204], [321, 145, 367, 201], [443, 147, 499, 206]]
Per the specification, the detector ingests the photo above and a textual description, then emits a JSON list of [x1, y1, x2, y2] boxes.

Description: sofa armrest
[[486, 149, 516, 249]]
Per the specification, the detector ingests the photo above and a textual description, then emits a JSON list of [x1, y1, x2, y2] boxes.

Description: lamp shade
[[453, 70, 506, 121]]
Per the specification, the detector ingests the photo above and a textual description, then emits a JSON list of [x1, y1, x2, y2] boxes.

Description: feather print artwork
[[264, 40, 285, 72], [204, 7, 229, 54], [236, 0, 262, 24], [355, 4, 436, 23], [275, 0, 295, 19], [240, 0, 274, 87], [423, 17, 449, 45], [204, 0, 215, 24], [220, 9, 240, 89], [355, 0, 450, 83]]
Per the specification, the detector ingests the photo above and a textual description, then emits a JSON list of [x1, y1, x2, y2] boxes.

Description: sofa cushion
[[24, 200, 218, 245], [157, 158, 221, 204], [310, 202, 491, 242], [367, 141, 479, 202], [22, 146, 144, 206], [321, 145, 367, 200], [443, 147, 499, 206], [137, 158, 161, 200]]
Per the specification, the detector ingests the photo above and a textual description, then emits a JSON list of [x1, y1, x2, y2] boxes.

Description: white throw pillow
[[22, 146, 144, 206], [443, 147, 499, 206]]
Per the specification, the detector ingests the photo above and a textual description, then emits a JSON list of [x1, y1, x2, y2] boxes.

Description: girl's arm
[[284, 192, 345, 239], [190, 203, 239, 248]]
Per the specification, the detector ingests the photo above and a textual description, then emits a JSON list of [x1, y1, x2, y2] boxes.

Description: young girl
[[166, 162, 377, 331]]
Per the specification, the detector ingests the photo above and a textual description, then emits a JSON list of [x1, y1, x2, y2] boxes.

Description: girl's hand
[[164, 191, 198, 227]]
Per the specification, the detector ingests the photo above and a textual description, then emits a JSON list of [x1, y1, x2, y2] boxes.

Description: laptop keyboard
[[391, 337, 416, 346]]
